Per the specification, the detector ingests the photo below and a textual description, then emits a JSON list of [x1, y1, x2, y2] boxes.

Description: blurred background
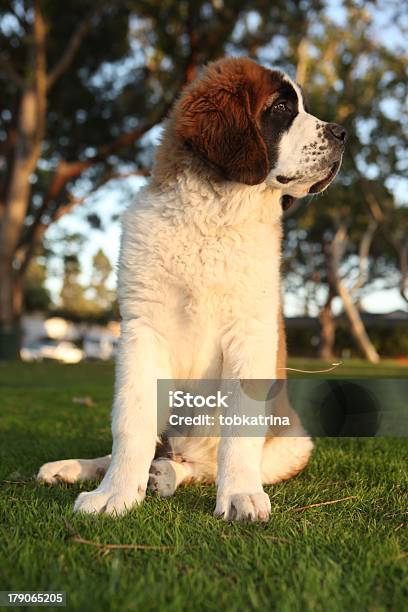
[[0, 0, 407, 364]]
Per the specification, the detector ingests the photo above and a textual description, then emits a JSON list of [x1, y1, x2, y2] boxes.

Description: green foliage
[[366, 324, 408, 357], [60, 254, 87, 315], [90, 248, 115, 311], [287, 322, 408, 358], [56, 236, 115, 318], [23, 258, 51, 312]]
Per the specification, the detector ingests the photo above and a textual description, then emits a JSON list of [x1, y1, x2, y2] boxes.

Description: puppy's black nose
[[325, 123, 347, 143]]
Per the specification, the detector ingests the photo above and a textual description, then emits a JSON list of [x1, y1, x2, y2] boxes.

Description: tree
[[282, 1, 407, 362], [90, 248, 114, 312], [23, 249, 51, 313], [0, 0, 131, 356], [0, 0, 322, 359], [59, 254, 87, 316]]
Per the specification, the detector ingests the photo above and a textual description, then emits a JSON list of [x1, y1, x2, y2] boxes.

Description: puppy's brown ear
[[175, 83, 269, 186]]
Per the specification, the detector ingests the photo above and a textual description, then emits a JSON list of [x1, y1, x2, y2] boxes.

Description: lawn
[[0, 360, 407, 611]]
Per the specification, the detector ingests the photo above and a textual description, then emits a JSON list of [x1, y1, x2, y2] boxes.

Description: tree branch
[[296, 38, 309, 88], [0, 54, 24, 88], [349, 218, 378, 295], [18, 19, 201, 273], [184, 1, 200, 84], [331, 221, 380, 363], [359, 176, 407, 304], [19, 89, 175, 250], [398, 243, 408, 304], [47, 7, 106, 89], [34, 0, 47, 139], [17, 168, 150, 274]]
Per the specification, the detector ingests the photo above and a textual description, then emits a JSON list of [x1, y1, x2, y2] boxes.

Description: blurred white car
[[21, 339, 83, 364], [83, 336, 115, 360]]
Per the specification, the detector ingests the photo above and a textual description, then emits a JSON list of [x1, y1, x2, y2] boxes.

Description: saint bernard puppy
[[38, 57, 346, 521]]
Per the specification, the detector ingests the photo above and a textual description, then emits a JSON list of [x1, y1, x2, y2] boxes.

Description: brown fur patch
[[157, 57, 283, 186]]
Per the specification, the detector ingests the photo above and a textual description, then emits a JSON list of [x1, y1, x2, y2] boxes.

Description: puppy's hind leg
[[37, 455, 111, 485], [261, 381, 314, 484], [261, 434, 313, 485]]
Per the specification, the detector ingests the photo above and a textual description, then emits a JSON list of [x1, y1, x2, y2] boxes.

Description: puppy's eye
[[272, 102, 288, 113]]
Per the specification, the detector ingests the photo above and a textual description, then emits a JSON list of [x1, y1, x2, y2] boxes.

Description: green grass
[[0, 360, 407, 612]]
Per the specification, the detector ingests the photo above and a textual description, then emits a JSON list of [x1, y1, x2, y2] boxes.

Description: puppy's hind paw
[[37, 459, 82, 485], [148, 460, 177, 498]]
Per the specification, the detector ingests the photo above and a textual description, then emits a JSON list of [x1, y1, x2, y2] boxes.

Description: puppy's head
[[174, 57, 346, 198]]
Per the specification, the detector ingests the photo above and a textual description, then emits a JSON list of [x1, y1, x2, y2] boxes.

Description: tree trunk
[[0, 88, 41, 359], [336, 279, 380, 363], [0, 1, 47, 360], [331, 223, 380, 364], [0, 260, 20, 360], [319, 242, 337, 360], [318, 296, 336, 360]]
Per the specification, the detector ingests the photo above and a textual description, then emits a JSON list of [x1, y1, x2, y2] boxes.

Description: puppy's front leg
[[74, 319, 170, 516], [215, 319, 278, 522]]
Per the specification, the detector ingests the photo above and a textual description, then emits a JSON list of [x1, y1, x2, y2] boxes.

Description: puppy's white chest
[[176, 221, 280, 292]]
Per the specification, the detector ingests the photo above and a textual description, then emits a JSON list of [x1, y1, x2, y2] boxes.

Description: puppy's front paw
[[148, 460, 177, 497], [74, 484, 145, 516], [214, 491, 271, 522]]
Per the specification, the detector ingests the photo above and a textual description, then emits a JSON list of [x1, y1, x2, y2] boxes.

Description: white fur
[[37, 69, 320, 522], [70, 174, 284, 518], [37, 455, 111, 484], [267, 77, 343, 197]]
